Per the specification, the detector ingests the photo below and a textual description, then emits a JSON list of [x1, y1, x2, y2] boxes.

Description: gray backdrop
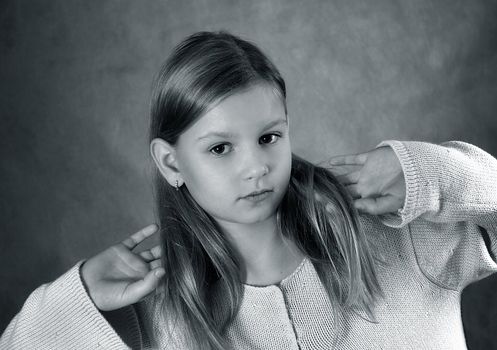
[[1, 0, 497, 348]]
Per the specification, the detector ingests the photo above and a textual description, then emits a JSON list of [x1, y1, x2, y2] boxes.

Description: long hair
[[149, 31, 381, 350]]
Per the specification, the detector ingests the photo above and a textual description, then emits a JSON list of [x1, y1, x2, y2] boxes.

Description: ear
[[150, 138, 184, 188]]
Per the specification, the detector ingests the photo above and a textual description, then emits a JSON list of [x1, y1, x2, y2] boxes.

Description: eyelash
[[209, 133, 282, 156]]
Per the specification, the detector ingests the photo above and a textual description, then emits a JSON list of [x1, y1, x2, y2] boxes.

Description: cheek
[[185, 171, 233, 219], [281, 155, 292, 189], [181, 158, 228, 199], [275, 140, 292, 175]]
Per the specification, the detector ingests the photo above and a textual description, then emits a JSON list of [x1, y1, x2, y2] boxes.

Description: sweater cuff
[[48, 261, 132, 349], [375, 140, 422, 228]]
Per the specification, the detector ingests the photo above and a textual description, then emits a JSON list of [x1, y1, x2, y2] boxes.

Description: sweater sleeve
[[0, 261, 141, 350], [375, 140, 497, 289]]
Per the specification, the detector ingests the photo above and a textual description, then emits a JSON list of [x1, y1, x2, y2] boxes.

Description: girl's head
[[149, 31, 380, 350], [150, 31, 291, 230]]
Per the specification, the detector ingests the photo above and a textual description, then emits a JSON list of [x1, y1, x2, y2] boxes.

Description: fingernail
[[154, 268, 165, 278]]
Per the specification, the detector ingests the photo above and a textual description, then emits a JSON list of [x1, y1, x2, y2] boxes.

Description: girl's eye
[[210, 144, 231, 155], [209, 134, 280, 156], [260, 133, 280, 144]]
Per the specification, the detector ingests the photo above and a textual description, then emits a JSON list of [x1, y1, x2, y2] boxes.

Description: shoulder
[[405, 219, 497, 290], [133, 292, 189, 349], [359, 212, 497, 291]]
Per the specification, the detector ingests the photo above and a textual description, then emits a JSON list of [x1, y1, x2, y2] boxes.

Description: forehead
[[181, 85, 287, 141]]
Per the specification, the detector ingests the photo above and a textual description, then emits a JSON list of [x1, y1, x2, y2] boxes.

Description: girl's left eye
[[259, 133, 280, 144]]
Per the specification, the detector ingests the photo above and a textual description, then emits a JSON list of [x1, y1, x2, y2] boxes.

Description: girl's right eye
[[209, 143, 232, 156]]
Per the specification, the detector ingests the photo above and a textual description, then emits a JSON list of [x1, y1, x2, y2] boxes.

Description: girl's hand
[[80, 224, 164, 311], [319, 146, 406, 215]]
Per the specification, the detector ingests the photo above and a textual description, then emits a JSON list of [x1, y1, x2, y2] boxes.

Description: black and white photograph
[[1, 1, 497, 349]]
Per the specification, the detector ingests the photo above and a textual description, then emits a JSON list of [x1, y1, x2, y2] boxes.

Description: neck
[[216, 214, 304, 286]]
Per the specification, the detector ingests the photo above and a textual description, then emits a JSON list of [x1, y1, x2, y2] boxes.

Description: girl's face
[[174, 84, 292, 227]]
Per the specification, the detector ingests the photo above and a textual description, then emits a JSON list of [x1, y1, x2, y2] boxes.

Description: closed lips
[[244, 189, 272, 197]]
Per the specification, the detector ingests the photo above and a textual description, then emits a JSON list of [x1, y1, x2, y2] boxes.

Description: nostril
[[245, 164, 269, 180], [261, 165, 269, 175]]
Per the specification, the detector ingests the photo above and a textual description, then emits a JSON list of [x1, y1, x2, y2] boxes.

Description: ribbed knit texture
[[2, 140, 497, 349], [0, 261, 140, 349]]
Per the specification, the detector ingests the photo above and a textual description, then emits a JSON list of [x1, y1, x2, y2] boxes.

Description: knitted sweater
[[2, 140, 497, 350]]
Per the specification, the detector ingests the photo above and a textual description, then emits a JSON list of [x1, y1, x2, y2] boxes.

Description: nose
[[245, 163, 269, 181], [242, 149, 270, 181]]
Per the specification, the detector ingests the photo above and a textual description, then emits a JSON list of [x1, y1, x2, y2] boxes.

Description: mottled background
[[1, 0, 497, 348]]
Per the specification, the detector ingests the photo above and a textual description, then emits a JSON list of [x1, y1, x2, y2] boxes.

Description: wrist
[[79, 259, 100, 309]]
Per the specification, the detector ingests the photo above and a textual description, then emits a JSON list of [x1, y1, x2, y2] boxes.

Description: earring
[[175, 179, 179, 191]]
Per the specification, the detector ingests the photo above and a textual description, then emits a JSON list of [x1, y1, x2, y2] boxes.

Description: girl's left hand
[[319, 146, 406, 215]]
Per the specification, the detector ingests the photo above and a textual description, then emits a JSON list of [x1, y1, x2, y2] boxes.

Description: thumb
[[124, 267, 165, 303], [354, 196, 398, 215]]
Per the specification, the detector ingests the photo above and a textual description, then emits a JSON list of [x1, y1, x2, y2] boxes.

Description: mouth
[[243, 189, 272, 198], [241, 189, 273, 202]]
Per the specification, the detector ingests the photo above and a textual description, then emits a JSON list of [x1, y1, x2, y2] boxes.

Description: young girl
[[2, 31, 497, 350]]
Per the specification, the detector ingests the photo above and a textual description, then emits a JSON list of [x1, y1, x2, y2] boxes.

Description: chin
[[237, 208, 277, 224]]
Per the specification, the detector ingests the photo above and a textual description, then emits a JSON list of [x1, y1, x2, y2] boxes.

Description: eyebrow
[[196, 118, 287, 141]]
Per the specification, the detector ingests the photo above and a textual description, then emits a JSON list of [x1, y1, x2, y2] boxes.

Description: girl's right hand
[[80, 224, 164, 311]]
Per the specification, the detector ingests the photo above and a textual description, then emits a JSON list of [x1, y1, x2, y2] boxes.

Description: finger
[[326, 164, 362, 176], [138, 246, 162, 262], [345, 184, 361, 199], [124, 267, 165, 303], [149, 259, 162, 270], [139, 250, 154, 262], [122, 224, 159, 250], [326, 153, 368, 166], [336, 171, 360, 186], [354, 196, 398, 215], [150, 245, 162, 259]]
